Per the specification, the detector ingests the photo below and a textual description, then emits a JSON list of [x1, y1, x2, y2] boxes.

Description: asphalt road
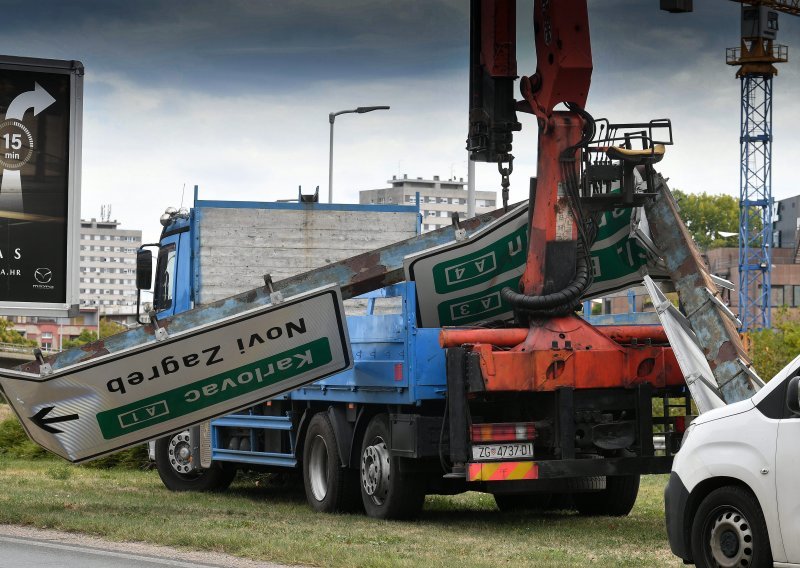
[[0, 525, 291, 568]]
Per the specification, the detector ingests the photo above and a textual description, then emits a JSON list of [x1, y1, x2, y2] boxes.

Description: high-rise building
[[9, 219, 142, 351], [78, 218, 142, 322], [359, 175, 498, 232]]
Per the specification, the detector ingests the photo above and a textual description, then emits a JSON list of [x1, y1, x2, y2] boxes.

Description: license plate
[[471, 442, 533, 461]]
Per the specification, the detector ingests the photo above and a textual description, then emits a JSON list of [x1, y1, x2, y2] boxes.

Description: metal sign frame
[[0, 55, 83, 317]]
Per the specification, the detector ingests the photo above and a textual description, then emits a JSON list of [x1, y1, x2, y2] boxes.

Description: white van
[[665, 353, 800, 568]]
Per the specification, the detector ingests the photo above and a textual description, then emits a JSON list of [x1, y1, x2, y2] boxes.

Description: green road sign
[[405, 204, 529, 327], [405, 203, 666, 328], [96, 337, 332, 439], [437, 277, 521, 326], [432, 224, 527, 294]]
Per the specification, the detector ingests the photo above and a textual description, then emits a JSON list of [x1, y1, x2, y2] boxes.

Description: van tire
[[155, 432, 236, 492], [690, 485, 771, 568]]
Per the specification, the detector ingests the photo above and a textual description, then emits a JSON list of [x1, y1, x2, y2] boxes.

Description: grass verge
[[0, 451, 681, 567]]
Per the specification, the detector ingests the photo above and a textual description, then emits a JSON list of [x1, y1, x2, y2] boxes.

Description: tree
[[99, 318, 125, 339], [672, 190, 745, 250], [62, 329, 98, 349], [62, 318, 127, 349], [0, 318, 36, 347]]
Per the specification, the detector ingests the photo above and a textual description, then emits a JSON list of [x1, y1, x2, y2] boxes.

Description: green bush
[[748, 309, 800, 381], [0, 415, 148, 469], [0, 416, 49, 459], [84, 445, 150, 470]]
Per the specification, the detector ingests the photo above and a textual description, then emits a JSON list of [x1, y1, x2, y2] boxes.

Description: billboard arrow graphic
[[30, 406, 79, 434], [1, 82, 56, 195], [6, 82, 55, 120]]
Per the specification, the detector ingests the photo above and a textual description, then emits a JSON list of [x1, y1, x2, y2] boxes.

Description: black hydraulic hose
[[500, 248, 591, 312], [503, 101, 598, 315]]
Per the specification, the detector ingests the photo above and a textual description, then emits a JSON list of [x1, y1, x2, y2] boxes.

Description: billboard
[[0, 55, 82, 317]]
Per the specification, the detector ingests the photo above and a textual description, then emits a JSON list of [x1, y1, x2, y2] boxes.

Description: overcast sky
[[2, 1, 799, 243]]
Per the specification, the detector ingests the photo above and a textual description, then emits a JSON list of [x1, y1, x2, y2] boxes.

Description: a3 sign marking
[[29, 406, 79, 434]]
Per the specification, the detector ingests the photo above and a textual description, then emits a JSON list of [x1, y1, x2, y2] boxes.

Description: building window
[[41, 332, 53, 339], [793, 286, 800, 307], [771, 286, 785, 307]]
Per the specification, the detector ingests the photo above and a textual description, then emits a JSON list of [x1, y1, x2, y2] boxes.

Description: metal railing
[[726, 43, 789, 65], [0, 342, 61, 355]]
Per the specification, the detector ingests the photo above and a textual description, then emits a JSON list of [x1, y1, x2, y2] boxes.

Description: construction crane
[[662, 1, 796, 330], [726, 0, 797, 330]]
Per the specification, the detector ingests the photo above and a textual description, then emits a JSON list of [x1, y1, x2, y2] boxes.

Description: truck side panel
[[291, 284, 446, 406]]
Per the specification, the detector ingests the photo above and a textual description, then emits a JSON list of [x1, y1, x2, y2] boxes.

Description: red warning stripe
[[467, 461, 538, 482]]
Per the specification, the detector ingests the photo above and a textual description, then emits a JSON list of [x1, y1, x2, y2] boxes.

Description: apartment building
[[7, 219, 142, 351], [359, 175, 498, 232], [78, 218, 142, 321]]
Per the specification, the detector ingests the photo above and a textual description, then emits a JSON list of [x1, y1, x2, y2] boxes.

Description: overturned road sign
[[0, 285, 351, 463], [405, 202, 668, 328]]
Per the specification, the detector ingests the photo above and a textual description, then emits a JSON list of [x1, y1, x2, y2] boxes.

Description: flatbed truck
[[147, 195, 692, 519]]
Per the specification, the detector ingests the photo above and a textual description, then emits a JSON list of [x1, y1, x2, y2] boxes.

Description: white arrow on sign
[[0, 285, 352, 463], [1, 82, 56, 195], [6, 82, 56, 121]]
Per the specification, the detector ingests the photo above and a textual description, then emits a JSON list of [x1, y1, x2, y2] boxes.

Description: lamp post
[[328, 106, 390, 204]]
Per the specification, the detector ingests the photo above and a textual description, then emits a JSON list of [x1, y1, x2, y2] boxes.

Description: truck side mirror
[[136, 249, 153, 290], [787, 376, 800, 415]]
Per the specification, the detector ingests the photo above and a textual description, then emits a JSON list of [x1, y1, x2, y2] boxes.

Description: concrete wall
[[197, 207, 419, 304]]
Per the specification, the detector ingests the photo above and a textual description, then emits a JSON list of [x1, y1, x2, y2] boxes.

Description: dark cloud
[[2, 1, 793, 98], [0, 1, 469, 91]]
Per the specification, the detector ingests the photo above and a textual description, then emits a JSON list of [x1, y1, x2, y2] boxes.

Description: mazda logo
[[34, 268, 52, 284]]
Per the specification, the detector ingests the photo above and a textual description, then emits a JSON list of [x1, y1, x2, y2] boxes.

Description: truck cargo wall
[[196, 204, 419, 304]]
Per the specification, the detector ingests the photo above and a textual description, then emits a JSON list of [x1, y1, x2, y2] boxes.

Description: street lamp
[[328, 106, 390, 204]]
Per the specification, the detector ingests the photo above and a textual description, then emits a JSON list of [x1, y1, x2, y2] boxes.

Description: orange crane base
[[445, 315, 684, 392]]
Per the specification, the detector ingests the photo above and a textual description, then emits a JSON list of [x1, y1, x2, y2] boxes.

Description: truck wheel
[[494, 492, 552, 512], [690, 485, 771, 568], [360, 414, 425, 520], [574, 475, 640, 516], [155, 432, 236, 492], [302, 413, 361, 513]]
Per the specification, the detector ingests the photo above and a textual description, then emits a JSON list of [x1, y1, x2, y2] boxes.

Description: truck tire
[[155, 432, 236, 492], [690, 485, 771, 568], [302, 413, 361, 513], [494, 492, 553, 512], [573, 474, 640, 516], [359, 414, 425, 520]]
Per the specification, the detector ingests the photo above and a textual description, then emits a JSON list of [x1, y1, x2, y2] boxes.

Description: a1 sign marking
[[444, 252, 497, 288], [0, 286, 351, 463]]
